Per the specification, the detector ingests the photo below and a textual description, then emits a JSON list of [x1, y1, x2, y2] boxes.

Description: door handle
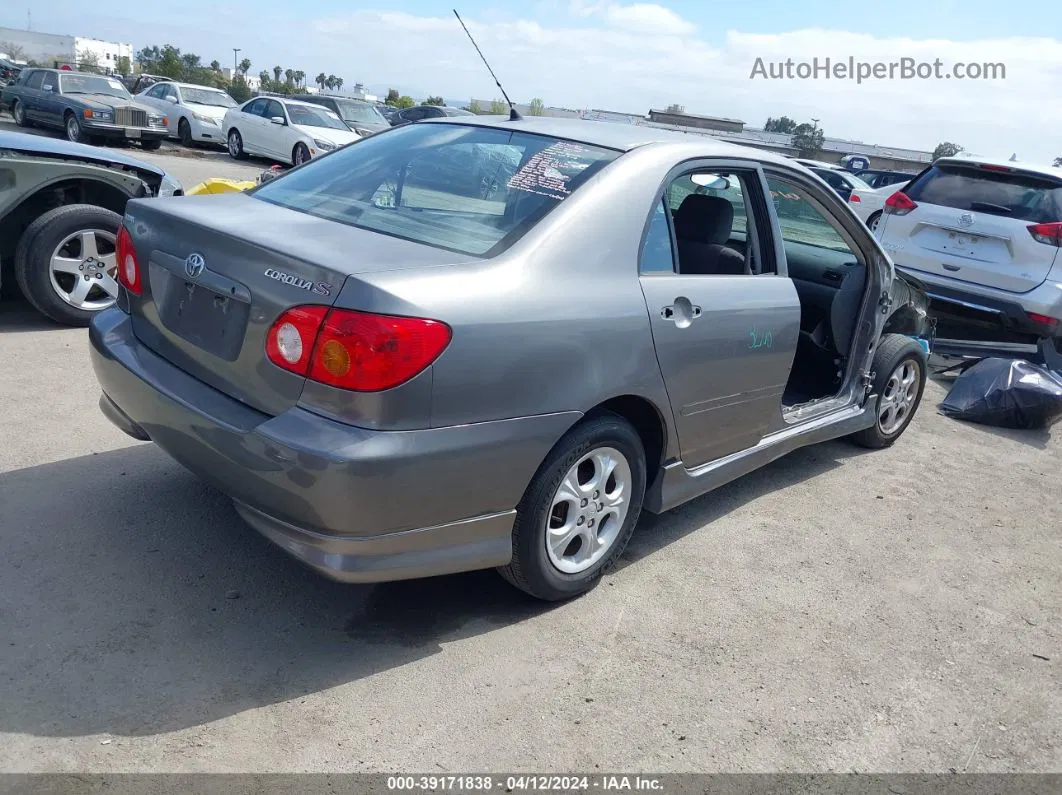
[[661, 298, 702, 325], [661, 306, 675, 319]]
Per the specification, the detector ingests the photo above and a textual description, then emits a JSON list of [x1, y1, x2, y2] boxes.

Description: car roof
[[276, 97, 336, 110], [935, 155, 1062, 181], [420, 115, 796, 163], [166, 81, 228, 91]]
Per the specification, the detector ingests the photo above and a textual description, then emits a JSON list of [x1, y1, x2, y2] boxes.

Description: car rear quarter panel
[[333, 144, 684, 456]]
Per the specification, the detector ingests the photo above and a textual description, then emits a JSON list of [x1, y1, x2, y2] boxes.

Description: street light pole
[[232, 48, 241, 76]]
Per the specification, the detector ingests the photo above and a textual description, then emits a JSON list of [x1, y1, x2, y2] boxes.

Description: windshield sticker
[[108, 79, 125, 90], [507, 141, 596, 200]]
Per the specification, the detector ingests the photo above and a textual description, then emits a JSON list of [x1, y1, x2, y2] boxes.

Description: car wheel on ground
[[292, 142, 310, 166], [12, 99, 31, 127], [178, 118, 193, 147], [867, 211, 882, 232], [499, 411, 647, 601], [65, 112, 89, 144], [14, 204, 123, 327], [848, 334, 927, 449], [227, 129, 247, 160], [140, 139, 162, 151]]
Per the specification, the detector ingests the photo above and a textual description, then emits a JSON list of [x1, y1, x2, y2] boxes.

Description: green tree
[[335, 77, 343, 92], [764, 116, 798, 134], [210, 59, 221, 72], [294, 70, 305, 88], [77, 49, 101, 71], [228, 76, 252, 103], [386, 88, 400, 105], [259, 70, 271, 91], [932, 141, 962, 160], [317, 73, 328, 91], [792, 122, 825, 158], [156, 45, 184, 79], [116, 55, 132, 76], [284, 68, 294, 87], [424, 95, 445, 106], [528, 97, 545, 116], [1053, 157, 1062, 168], [238, 57, 251, 76], [467, 98, 482, 114], [395, 95, 415, 109], [135, 45, 160, 71], [273, 65, 283, 83], [489, 98, 507, 114], [325, 74, 337, 91]]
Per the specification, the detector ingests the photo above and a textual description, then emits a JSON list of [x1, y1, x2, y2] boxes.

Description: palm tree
[[334, 77, 343, 93], [316, 72, 327, 91], [259, 70, 271, 90], [210, 59, 221, 72], [273, 65, 283, 83], [238, 57, 251, 76], [284, 68, 294, 86], [293, 70, 305, 88], [325, 75, 337, 91]]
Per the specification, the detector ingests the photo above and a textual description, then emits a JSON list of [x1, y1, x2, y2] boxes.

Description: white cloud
[[303, 9, 1060, 162]]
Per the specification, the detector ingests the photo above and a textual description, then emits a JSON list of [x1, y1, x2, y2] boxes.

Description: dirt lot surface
[[0, 123, 1058, 773]]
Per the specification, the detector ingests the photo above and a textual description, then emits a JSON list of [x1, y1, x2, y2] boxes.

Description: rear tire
[[227, 128, 247, 160], [867, 211, 882, 232], [292, 142, 310, 166], [499, 412, 647, 601], [140, 138, 162, 151], [14, 204, 123, 327], [12, 100, 32, 127], [848, 333, 927, 449]]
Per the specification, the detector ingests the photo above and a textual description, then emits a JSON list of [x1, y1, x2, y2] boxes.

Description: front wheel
[[292, 142, 310, 166], [227, 128, 247, 160], [499, 412, 647, 601], [65, 113, 88, 144], [178, 118, 193, 147], [140, 138, 162, 151], [848, 334, 927, 449]]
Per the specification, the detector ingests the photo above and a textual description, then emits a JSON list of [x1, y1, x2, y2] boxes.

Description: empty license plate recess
[[153, 263, 250, 361]]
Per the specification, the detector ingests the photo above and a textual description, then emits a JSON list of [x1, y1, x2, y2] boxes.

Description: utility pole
[[232, 48, 241, 76]]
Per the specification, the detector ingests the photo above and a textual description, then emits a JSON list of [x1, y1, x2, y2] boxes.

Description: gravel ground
[[0, 112, 1059, 773], [0, 302, 1057, 773]]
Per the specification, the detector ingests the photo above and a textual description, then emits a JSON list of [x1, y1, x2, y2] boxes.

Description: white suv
[[875, 155, 1062, 354]]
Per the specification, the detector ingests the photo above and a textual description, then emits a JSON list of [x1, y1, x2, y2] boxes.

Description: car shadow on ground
[[0, 297, 61, 332], [0, 437, 865, 739]]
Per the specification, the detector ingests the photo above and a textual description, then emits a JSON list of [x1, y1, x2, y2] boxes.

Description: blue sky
[[2, 2, 1058, 161]]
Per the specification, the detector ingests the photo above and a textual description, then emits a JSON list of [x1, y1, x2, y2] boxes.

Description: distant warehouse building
[[0, 26, 131, 74]]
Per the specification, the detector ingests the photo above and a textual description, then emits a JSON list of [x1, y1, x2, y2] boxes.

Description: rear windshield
[[252, 123, 620, 256], [333, 100, 386, 124], [905, 164, 1062, 223]]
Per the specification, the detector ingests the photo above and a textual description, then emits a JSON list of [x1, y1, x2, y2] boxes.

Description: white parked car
[[136, 81, 238, 147], [807, 166, 887, 227], [875, 155, 1062, 354], [222, 97, 360, 166]]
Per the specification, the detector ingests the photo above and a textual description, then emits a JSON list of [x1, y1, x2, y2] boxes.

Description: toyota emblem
[[184, 253, 205, 279], [958, 212, 974, 228]]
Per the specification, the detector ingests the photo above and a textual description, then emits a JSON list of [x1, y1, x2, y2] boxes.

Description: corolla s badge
[[958, 212, 974, 228], [264, 268, 332, 297], [184, 252, 205, 279]]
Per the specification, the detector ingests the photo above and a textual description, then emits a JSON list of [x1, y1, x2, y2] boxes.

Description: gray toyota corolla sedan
[[90, 116, 932, 601]]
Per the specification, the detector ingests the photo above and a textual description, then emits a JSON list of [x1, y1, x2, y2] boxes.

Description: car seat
[[672, 195, 747, 275]]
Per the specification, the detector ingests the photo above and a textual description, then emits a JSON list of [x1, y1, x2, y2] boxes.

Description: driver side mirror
[[270, 116, 286, 125], [166, 95, 178, 104]]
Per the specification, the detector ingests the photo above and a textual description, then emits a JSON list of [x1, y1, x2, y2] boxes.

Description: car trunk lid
[[123, 193, 468, 416], [882, 162, 1062, 293]]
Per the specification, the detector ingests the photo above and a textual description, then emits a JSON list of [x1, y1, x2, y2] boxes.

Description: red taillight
[[884, 191, 917, 216], [266, 305, 329, 375], [1027, 222, 1062, 247], [1026, 311, 1060, 327], [115, 224, 142, 295], [266, 306, 452, 391], [849, 193, 861, 203], [979, 164, 1012, 173]]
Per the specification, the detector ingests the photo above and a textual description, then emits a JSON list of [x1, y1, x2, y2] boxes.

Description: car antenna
[[453, 9, 523, 121]]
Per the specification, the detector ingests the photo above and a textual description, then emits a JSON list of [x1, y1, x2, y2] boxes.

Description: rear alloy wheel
[[178, 118, 193, 147], [499, 412, 646, 601], [65, 113, 88, 144], [14, 204, 123, 326], [849, 333, 927, 448], [292, 142, 311, 166], [227, 128, 247, 160], [867, 211, 882, 232], [13, 100, 31, 127]]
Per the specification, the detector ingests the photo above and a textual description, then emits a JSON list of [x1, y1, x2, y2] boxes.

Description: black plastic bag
[[939, 357, 1062, 429]]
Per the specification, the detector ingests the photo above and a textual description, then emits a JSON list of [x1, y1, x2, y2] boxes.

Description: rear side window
[[24, 70, 44, 89], [253, 123, 619, 256], [905, 164, 1062, 223]]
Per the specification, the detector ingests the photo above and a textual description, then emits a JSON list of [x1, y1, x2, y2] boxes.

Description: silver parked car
[[90, 117, 931, 600]]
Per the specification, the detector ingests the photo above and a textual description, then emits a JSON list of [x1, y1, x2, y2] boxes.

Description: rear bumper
[[89, 309, 581, 583], [894, 266, 1062, 344]]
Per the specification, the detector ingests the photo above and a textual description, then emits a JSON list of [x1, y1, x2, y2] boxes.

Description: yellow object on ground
[[185, 178, 257, 195]]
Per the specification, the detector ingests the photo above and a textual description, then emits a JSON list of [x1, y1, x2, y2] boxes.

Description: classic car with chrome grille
[[1, 68, 168, 149]]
